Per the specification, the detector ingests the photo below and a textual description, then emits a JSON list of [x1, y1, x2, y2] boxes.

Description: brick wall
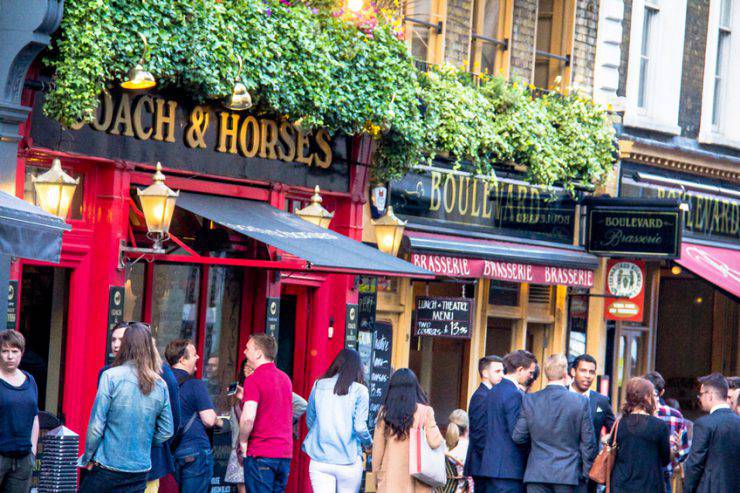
[[617, 0, 631, 97], [445, 0, 474, 67], [678, 0, 709, 138], [571, 0, 599, 97], [510, 0, 537, 81]]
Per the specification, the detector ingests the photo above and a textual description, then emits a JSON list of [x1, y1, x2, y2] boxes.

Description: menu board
[[358, 322, 393, 431], [357, 276, 377, 331], [414, 296, 472, 339]]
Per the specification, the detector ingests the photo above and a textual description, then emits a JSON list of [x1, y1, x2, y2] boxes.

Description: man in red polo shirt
[[239, 333, 293, 493]]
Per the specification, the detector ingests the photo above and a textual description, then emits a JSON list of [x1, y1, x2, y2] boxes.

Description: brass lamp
[[372, 206, 406, 256], [137, 162, 179, 249], [121, 34, 156, 90], [224, 55, 252, 111], [32, 158, 79, 219], [295, 186, 334, 228]]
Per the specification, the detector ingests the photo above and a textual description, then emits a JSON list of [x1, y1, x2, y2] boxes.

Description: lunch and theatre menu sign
[[410, 253, 595, 288], [413, 296, 472, 338]]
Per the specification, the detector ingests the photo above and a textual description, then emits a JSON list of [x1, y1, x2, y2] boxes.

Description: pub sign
[[604, 259, 646, 322], [586, 198, 683, 258], [413, 296, 472, 339]]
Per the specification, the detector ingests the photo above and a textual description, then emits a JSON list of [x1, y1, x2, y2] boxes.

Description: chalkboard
[[414, 296, 472, 339], [366, 322, 393, 431], [357, 276, 377, 332]]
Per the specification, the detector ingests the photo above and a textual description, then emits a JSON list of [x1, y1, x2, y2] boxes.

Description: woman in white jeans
[[302, 349, 372, 493]]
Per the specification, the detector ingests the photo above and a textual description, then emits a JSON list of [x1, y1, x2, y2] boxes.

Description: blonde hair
[[445, 409, 469, 450], [544, 353, 568, 381]]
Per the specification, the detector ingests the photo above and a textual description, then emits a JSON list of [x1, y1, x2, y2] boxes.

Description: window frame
[[405, 0, 448, 69], [468, 0, 514, 78], [533, 0, 577, 90]]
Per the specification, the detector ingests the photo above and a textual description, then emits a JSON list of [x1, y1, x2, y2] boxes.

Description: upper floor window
[[624, 0, 686, 135], [700, 0, 740, 147], [405, 0, 446, 70], [469, 0, 512, 77], [534, 0, 575, 89]]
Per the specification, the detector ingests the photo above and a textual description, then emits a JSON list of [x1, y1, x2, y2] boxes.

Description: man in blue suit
[[477, 350, 538, 493], [465, 355, 506, 491], [569, 354, 614, 493]]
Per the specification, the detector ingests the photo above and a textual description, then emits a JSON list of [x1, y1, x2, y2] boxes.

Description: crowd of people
[[1, 326, 739, 493]]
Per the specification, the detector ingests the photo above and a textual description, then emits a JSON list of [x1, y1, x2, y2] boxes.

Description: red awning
[[675, 242, 740, 298], [405, 230, 598, 288]]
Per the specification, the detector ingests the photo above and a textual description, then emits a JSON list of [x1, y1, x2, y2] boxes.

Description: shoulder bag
[[409, 407, 447, 488], [588, 418, 620, 492]]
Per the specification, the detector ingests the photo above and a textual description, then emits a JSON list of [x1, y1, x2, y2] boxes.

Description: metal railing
[[471, 33, 509, 50], [535, 50, 571, 66], [404, 16, 444, 34]]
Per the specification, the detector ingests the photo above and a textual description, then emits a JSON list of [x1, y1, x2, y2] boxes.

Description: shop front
[[612, 155, 739, 416], [12, 86, 432, 491], [366, 165, 604, 421]]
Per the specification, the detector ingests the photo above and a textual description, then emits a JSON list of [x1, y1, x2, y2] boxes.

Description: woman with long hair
[[302, 348, 372, 493], [371, 368, 443, 493], [610, 377, 671, 493], [78, 323, 174, 493]]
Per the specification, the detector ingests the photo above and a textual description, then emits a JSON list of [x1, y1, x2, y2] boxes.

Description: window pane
[[124, 263, 145, 322], [720, 0, 732, 28], [488, 280, 519, 306], [151, 264, 200, 356], [409, 0, 433, 63], [203, 267, 243, 415], [638, 7, 657, 108], [480, 0, 501, 38], [712, 31, 730, 126]]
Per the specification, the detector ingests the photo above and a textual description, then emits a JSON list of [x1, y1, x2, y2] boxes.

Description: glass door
[[612, 326, 649, 410]]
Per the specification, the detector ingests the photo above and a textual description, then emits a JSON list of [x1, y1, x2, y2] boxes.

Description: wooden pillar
[[511, 283, 529, 350], [586, 258, 609, 380], [465, 279, 490, 405], [391, 277, 414, 371], [551, 285, 569, 355]]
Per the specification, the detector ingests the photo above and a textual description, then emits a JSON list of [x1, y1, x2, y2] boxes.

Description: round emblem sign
[[113, 290, 123, 306], [607, 261, 643, 299]]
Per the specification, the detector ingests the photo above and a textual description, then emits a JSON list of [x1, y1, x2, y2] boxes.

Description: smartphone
[[226, 382, 239, 396]]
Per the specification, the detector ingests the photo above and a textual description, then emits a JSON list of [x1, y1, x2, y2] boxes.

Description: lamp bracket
[[118, 241, 165, 270]]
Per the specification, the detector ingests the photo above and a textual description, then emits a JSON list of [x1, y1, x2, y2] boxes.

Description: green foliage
[[45, 0, 615, 189]]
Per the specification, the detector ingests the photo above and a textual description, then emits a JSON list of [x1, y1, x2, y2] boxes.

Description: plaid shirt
[[656, 403, 690, 478]]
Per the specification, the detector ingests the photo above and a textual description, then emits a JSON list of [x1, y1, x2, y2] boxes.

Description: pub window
[[488, 280, 519, 306], [469, 0, 511, 77], [637, 0, 659, 109], [405, 0, 446, 70], [534, 0, 575, 89], [711, 0, 732, 128]]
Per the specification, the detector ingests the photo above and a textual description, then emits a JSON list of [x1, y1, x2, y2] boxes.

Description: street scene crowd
[[1, 323, 738, 493]]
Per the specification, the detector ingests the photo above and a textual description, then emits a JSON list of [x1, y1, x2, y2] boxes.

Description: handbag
[[588, 418, 620, 491], [409, 407, 446, 488]]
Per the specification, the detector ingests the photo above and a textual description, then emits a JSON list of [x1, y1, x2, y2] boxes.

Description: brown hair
[[503, 350, 537, 374], [250, 333, 278, 361], [113, 322, 162, 395], [698, 372, 729, 400], [0, 330, 25, 352], [622, 377, 656, 415], [165, 339, 193, 366]]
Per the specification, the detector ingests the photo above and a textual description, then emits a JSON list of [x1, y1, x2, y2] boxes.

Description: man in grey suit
[[513, 354, 596, 493]]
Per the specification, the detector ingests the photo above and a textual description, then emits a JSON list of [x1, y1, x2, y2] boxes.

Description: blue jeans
[[78, 464, 148, 493], [174, 448, 214, 493], [243, 456, 291, 493]]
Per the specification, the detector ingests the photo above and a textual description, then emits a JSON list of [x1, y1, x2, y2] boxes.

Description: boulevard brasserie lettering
[[587, 208, 682, 258], [390, 169, 575, 243], [656, 188, 739, 242], [69, 92, 332, 168]]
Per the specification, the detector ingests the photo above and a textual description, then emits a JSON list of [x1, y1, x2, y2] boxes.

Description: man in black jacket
[[513, 354, 596, 493], [465, 355, 505, 492], [684, 373, 740, 493]]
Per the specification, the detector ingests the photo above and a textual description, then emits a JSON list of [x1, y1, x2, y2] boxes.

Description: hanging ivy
[[44, 0, 615, 189]]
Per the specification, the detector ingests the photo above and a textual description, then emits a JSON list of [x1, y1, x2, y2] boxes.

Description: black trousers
[[526, 483, 578, 493], [78, 465, 148, 493]]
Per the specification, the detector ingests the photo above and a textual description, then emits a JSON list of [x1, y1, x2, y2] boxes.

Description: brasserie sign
[[30, 91, 350, 192], [391, 168, 576, 244], [586, 200, 683, 258]]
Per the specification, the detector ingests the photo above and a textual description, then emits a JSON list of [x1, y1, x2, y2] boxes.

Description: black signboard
[[390, 168, 576, 244], [357, 276, 377, 332], [345, 303, 359, 349], [365, 322, 393, 431], [6, 280, 17, 331], [265, 297, 280, 339], [586, 198, 683, 258], [106, 286, 125, 363], [414, 296, 473, 338], [30, 91, 350, 193]]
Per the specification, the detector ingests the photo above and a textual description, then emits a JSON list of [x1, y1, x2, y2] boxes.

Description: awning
[[675, 241, 740, 298], [176, 192, 434, 278], [405, 230, 598, 288], [0, 191, 70, 263]]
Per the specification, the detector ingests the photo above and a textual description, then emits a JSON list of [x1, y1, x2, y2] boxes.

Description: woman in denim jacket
[[303, 349, 372, 493], [78, 323, 174, 493]]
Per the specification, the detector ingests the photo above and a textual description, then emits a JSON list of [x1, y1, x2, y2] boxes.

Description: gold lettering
[[110, 93, 134, 137], [711, 198, 721, 234], [91, 93, 114, 131], [259, 119, 279, 160], [238, 116, 260, 157], [153, 99, 177, 143], [443, 173, 456, 214], [695, 197, 704, 229], [482, 181, 493, 218], [470, 178, 481, 217], [314, 128, 332, 168], [132, 95, 154, 140], [184, 106, 210, 149], [277, 122, 297, 162], [458, 176, 470, 215], [430, 171, 442, 211], [516, 185, 528, 223], [296, 129, 313, 166], [502, 184, 516, 221], [529, 188, 541, 224], [731, 203, 739, 234], [217, 113, 240, 154]]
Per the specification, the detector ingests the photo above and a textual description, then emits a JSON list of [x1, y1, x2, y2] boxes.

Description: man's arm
[[511, 395, 529, 444], [683, 419, 711, 493], [154, 391, 174, 446], [579, 400, 597, 476], [504, 389, 523, 437], [238, 401, 258, 456], [468, 391, 487, 452], [292, 392, 307, 423], [190, 379, 220, 428], [601, 394, 616, 435], [31, 416, 39, 456], [78, 373, 113, 467]]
